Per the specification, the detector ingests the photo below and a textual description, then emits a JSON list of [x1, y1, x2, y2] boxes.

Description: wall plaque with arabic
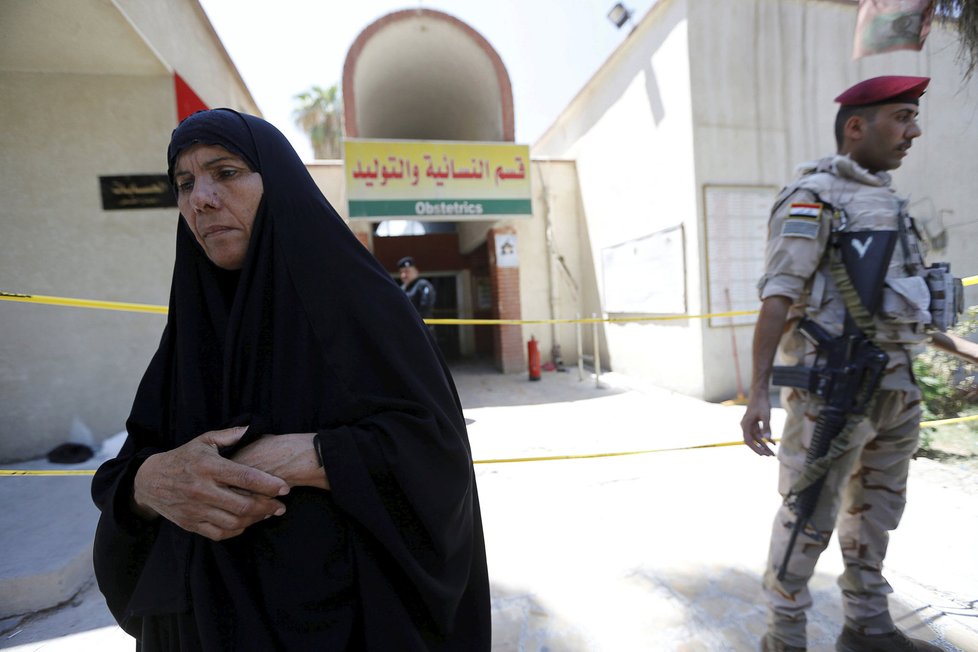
[[99, 175, 176, 211]]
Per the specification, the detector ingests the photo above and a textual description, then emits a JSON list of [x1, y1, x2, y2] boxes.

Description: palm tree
[[293, 84, 344, 159], [937, 0, 978, 77]]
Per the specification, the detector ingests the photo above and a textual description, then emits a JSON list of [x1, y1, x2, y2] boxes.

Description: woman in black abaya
[[91, 109, 490, 651]]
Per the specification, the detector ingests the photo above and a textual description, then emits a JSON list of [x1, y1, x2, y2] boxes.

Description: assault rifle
[[771, 317, 888, 581]]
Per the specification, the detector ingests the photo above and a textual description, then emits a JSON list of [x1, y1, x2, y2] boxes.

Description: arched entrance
[[342, 9, 525, 370]]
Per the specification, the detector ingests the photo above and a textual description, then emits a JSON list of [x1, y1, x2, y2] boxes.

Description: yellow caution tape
[[0, 291, 167, 315], [923, 413, 978, 427], [0, 469, 95, 476], [476, 410, 978, 463], [2, 276, 976, 476], [3, 413, 974, 476], [0, 440, 750, 475], [920, 413, 978, 427], [5, 279, 976, 323], [473, 439, 747, 464], [426, 310, 763, 325], [0, 290, 759, 322]]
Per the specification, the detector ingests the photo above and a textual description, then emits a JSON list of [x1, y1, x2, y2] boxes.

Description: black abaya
[[91, 109, 490, 651]]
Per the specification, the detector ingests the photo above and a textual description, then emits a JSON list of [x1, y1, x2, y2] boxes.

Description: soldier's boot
[[761, 633, 806, 652], [835, 626, 943, 651]]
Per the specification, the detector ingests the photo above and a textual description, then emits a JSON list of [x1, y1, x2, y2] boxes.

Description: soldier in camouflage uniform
[[742, 76, 978, 652]]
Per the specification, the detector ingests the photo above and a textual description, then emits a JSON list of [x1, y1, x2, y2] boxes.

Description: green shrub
[[912, 306, 978, 421]]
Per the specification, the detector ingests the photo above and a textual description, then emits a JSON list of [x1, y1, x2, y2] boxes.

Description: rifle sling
[[784, 204, 882, 499]]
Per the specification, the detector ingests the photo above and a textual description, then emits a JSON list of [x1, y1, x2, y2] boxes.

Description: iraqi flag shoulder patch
[[788, 202, 822, 219], [781, 202, 822, 239]]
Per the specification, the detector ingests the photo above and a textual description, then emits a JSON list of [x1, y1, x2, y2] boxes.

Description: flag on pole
[[853, 0, 936, 58]]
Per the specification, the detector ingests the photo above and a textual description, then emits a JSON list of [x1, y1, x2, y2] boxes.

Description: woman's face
[[173, 144, 264, 270]]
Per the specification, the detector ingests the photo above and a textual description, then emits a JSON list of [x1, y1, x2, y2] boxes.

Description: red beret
[[835, 76, 929, 107]]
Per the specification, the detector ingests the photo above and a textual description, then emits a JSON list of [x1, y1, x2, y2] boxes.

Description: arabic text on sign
[[351, 155, 526, 187]]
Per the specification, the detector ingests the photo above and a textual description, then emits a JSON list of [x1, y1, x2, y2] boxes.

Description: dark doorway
[[429, 275, 460, 360], [389, 273, 462, 360]]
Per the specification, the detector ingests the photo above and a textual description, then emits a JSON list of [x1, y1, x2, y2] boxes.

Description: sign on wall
[[602, 226, 686, 314], [99, 175, 176, 210], [344, 139, 532, 221], [703, 185, 777, 326], [494, 233, 519, 268]]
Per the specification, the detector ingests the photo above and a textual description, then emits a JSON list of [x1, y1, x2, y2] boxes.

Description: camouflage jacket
[[758, 155, 930, 389]]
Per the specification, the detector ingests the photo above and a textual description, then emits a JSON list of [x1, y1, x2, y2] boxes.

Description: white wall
[[510, 159, 599, 367], [0, 0, 262, 461], [534, 0, 977, 402], [0, 73, 175, 461], [115, 0, 260, 114], [306, 161, 348, 219], [535, 0, 709, 395]]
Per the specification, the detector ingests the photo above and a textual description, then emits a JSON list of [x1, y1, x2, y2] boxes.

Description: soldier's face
[[400, 265, 419, 284], [854, 103, 922, 172]]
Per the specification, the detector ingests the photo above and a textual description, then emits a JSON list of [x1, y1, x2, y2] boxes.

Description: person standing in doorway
[[399, 256, 437, 321]]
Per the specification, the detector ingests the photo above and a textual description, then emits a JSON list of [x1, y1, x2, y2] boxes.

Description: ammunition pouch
[[925, 262, 964, 331], [881, 275, 931, 325]]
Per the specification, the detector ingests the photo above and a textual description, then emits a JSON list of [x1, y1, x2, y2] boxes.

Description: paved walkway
[[1, 364, 976, 651]]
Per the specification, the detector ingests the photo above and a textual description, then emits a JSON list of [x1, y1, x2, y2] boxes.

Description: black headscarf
[[92, 109, 490, 651]]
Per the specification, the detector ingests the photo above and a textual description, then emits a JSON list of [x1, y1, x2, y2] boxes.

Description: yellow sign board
[[344, 139, 532, 220]]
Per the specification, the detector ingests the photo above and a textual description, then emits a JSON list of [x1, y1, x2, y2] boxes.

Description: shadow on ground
[[624, 565, 840, 651], [0, 579, 119, 648], [486, 565, 862, 651], [489, 584, 591, 651]]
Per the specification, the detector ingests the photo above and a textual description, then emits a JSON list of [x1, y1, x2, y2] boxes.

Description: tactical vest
[[779, 161, 931, 349]]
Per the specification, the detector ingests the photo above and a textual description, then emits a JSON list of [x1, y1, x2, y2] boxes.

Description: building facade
[[0, 0, 260, 461], [2, 0, 974, 461], [534, 0, 978, 400]]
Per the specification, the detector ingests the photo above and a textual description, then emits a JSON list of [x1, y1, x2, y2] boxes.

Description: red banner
[[174, 72, 209, 122]]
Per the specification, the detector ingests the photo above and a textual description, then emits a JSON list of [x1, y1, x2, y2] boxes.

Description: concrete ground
[[1, 363, 976, 651]]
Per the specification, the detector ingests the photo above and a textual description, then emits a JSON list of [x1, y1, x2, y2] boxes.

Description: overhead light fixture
[[607, 3, 632, 29]]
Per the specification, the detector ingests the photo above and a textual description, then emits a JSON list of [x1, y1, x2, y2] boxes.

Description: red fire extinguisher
[[528, 335, 541, 381]]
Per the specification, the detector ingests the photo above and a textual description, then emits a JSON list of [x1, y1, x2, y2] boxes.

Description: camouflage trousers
[[763, 379, 922, 648]]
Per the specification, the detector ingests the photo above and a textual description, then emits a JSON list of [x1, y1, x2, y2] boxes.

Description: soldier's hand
[[741, 394, 776, 457], [132, 426, 290, 541]]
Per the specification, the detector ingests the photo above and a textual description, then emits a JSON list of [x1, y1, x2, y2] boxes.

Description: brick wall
[[353, 230, 372, 250], [372, 233, 464, 272], [488, 227, 523, 373]]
